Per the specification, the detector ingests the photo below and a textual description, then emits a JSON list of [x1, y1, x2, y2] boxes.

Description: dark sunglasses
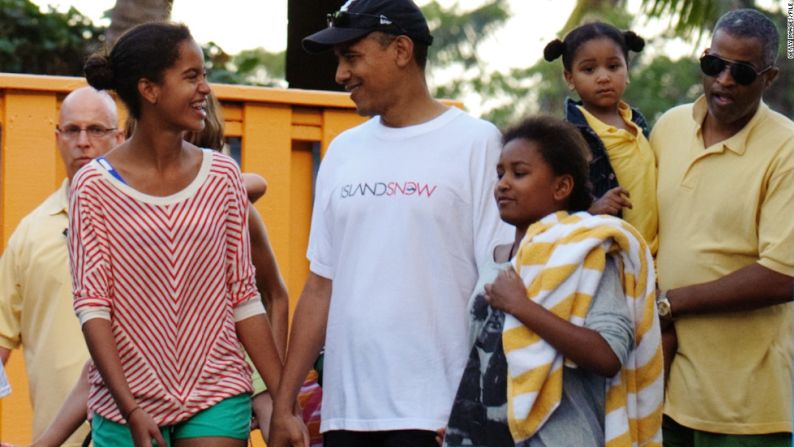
[[326, 11, 406, 34], [699, 53, 772, 86]]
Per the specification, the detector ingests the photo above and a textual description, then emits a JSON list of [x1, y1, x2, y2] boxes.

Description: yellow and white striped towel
[[503, 211, 663, 446]]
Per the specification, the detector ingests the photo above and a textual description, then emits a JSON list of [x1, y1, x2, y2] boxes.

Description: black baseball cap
[[302, 0, 434, 53]]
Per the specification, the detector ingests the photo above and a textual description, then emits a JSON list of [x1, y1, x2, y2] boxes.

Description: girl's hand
[[127, 408, 166, 447], [484, 267, 527, 315], [589, 186, 632, 216], [252, 391, 274, 440], [269, 412, 310, 447]]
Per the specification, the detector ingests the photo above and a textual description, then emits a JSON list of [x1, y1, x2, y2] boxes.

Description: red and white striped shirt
[[69, 150, 264, 425]]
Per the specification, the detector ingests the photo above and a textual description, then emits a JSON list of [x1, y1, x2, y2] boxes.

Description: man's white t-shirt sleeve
[[471, 125, 513, 275], [307, 144, 337, 280]]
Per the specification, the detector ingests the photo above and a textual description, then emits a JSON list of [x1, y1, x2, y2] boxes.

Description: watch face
[[657, 299, 671, 317]]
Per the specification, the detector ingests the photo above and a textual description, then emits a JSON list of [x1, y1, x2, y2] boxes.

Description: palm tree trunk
[[106, 0, 174, 47], [562, 0, 625, 33]]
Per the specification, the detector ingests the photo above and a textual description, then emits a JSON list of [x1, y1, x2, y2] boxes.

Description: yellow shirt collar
[[577, 101, 640, 137], [692, 95, 768, 155], [41, 178, 69, 216]]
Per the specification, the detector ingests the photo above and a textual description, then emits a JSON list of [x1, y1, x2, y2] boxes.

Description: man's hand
[[662, 325, 678, 385], [435, 427, 447, 446], [589, 186, 632, 216], [268, 412, 309, 447]]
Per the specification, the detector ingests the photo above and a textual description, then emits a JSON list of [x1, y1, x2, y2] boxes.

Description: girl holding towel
[[443, 116, 662, 447]]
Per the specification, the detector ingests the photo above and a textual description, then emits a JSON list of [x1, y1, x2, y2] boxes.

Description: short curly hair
[[714, 9, 779, 66], [502, 115, 593, 212]]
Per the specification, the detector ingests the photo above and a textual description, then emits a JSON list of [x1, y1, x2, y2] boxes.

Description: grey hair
[[714, 8, 779, 65]]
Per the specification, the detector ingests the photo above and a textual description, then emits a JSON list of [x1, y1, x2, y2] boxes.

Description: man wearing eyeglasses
[[0, 86, 122, 445], [270, 0, 511, 446], [650, 9, 794, 447]]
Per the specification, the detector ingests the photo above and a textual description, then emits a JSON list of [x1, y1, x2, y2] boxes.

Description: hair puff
[[84, 53, 115, 91], [543, 39, 566, 62], [623, 30, 645, 53]]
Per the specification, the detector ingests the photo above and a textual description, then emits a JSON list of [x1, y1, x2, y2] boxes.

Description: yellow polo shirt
[[0, 179, 90, 445], [579, 102, 658, 254], [651, 96, 794, 434]]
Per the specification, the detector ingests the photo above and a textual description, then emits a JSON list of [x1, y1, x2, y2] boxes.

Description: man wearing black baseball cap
[[302, 0, 434, 54], [270, 1, 511, 446]]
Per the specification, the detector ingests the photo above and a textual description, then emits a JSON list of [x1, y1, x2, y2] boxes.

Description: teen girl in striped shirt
[[71, 22, 293, 447]]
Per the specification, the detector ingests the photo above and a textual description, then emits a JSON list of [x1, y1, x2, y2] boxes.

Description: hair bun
[[543, 39, 566, 62], [84, 53, 115, 91], [623, 30, 645, 52]]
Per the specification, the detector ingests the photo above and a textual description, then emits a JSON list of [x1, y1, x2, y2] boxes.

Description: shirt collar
[[577, 101, 638, 136], [692, 95, 768, 155], [42, 178, 70, 216]]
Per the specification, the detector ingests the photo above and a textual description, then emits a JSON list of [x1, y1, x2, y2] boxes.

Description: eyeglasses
[[326, 11, 407, 35], [57, 125, 117, 140], [699, 52, 773, 86]]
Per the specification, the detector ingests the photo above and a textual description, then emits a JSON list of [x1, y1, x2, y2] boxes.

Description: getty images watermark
[[788, 2, 794, 59]]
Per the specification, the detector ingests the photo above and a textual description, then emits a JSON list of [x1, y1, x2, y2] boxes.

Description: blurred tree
[[0, 0, 106, 75], [475, 0, 792, 126], [422, 0, 510, 101], [472, 0, 647, 126], [204, 42, 286, 87], [562, 0, 625, 33], [639, 0, 793, 117], [638, 0, 761, 38], [0, 0, 284, 89], [4, 0, 789, 120], [106, 0, 172, 46], [623, 56, 701, 123]]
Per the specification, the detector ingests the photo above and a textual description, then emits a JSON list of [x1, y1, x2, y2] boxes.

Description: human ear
[[553, 175, 574, 203], [138, 78, 160, 106], [763, 66, 779, 89], [393, 35, 415, 68], [563, 70, 575, 90], [113, 129, 125, 145]]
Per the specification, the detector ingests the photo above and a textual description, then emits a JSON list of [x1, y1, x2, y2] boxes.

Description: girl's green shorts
[[92, 393, 251, 446]]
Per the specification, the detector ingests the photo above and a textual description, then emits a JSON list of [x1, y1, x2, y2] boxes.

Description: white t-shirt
[[307, 107, 513, 432]]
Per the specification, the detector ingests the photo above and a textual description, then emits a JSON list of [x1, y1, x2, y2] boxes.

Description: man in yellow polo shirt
[[651, 9, 794, 447], [0, 87, 123, 445]]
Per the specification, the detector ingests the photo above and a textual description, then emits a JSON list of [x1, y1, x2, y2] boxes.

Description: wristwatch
[[656, 290, 673, 320]]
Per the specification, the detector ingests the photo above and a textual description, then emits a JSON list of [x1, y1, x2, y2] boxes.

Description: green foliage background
[[0, 0, 285, 87], [1, 0, 791, 127], [0, 0, 106, 75]]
